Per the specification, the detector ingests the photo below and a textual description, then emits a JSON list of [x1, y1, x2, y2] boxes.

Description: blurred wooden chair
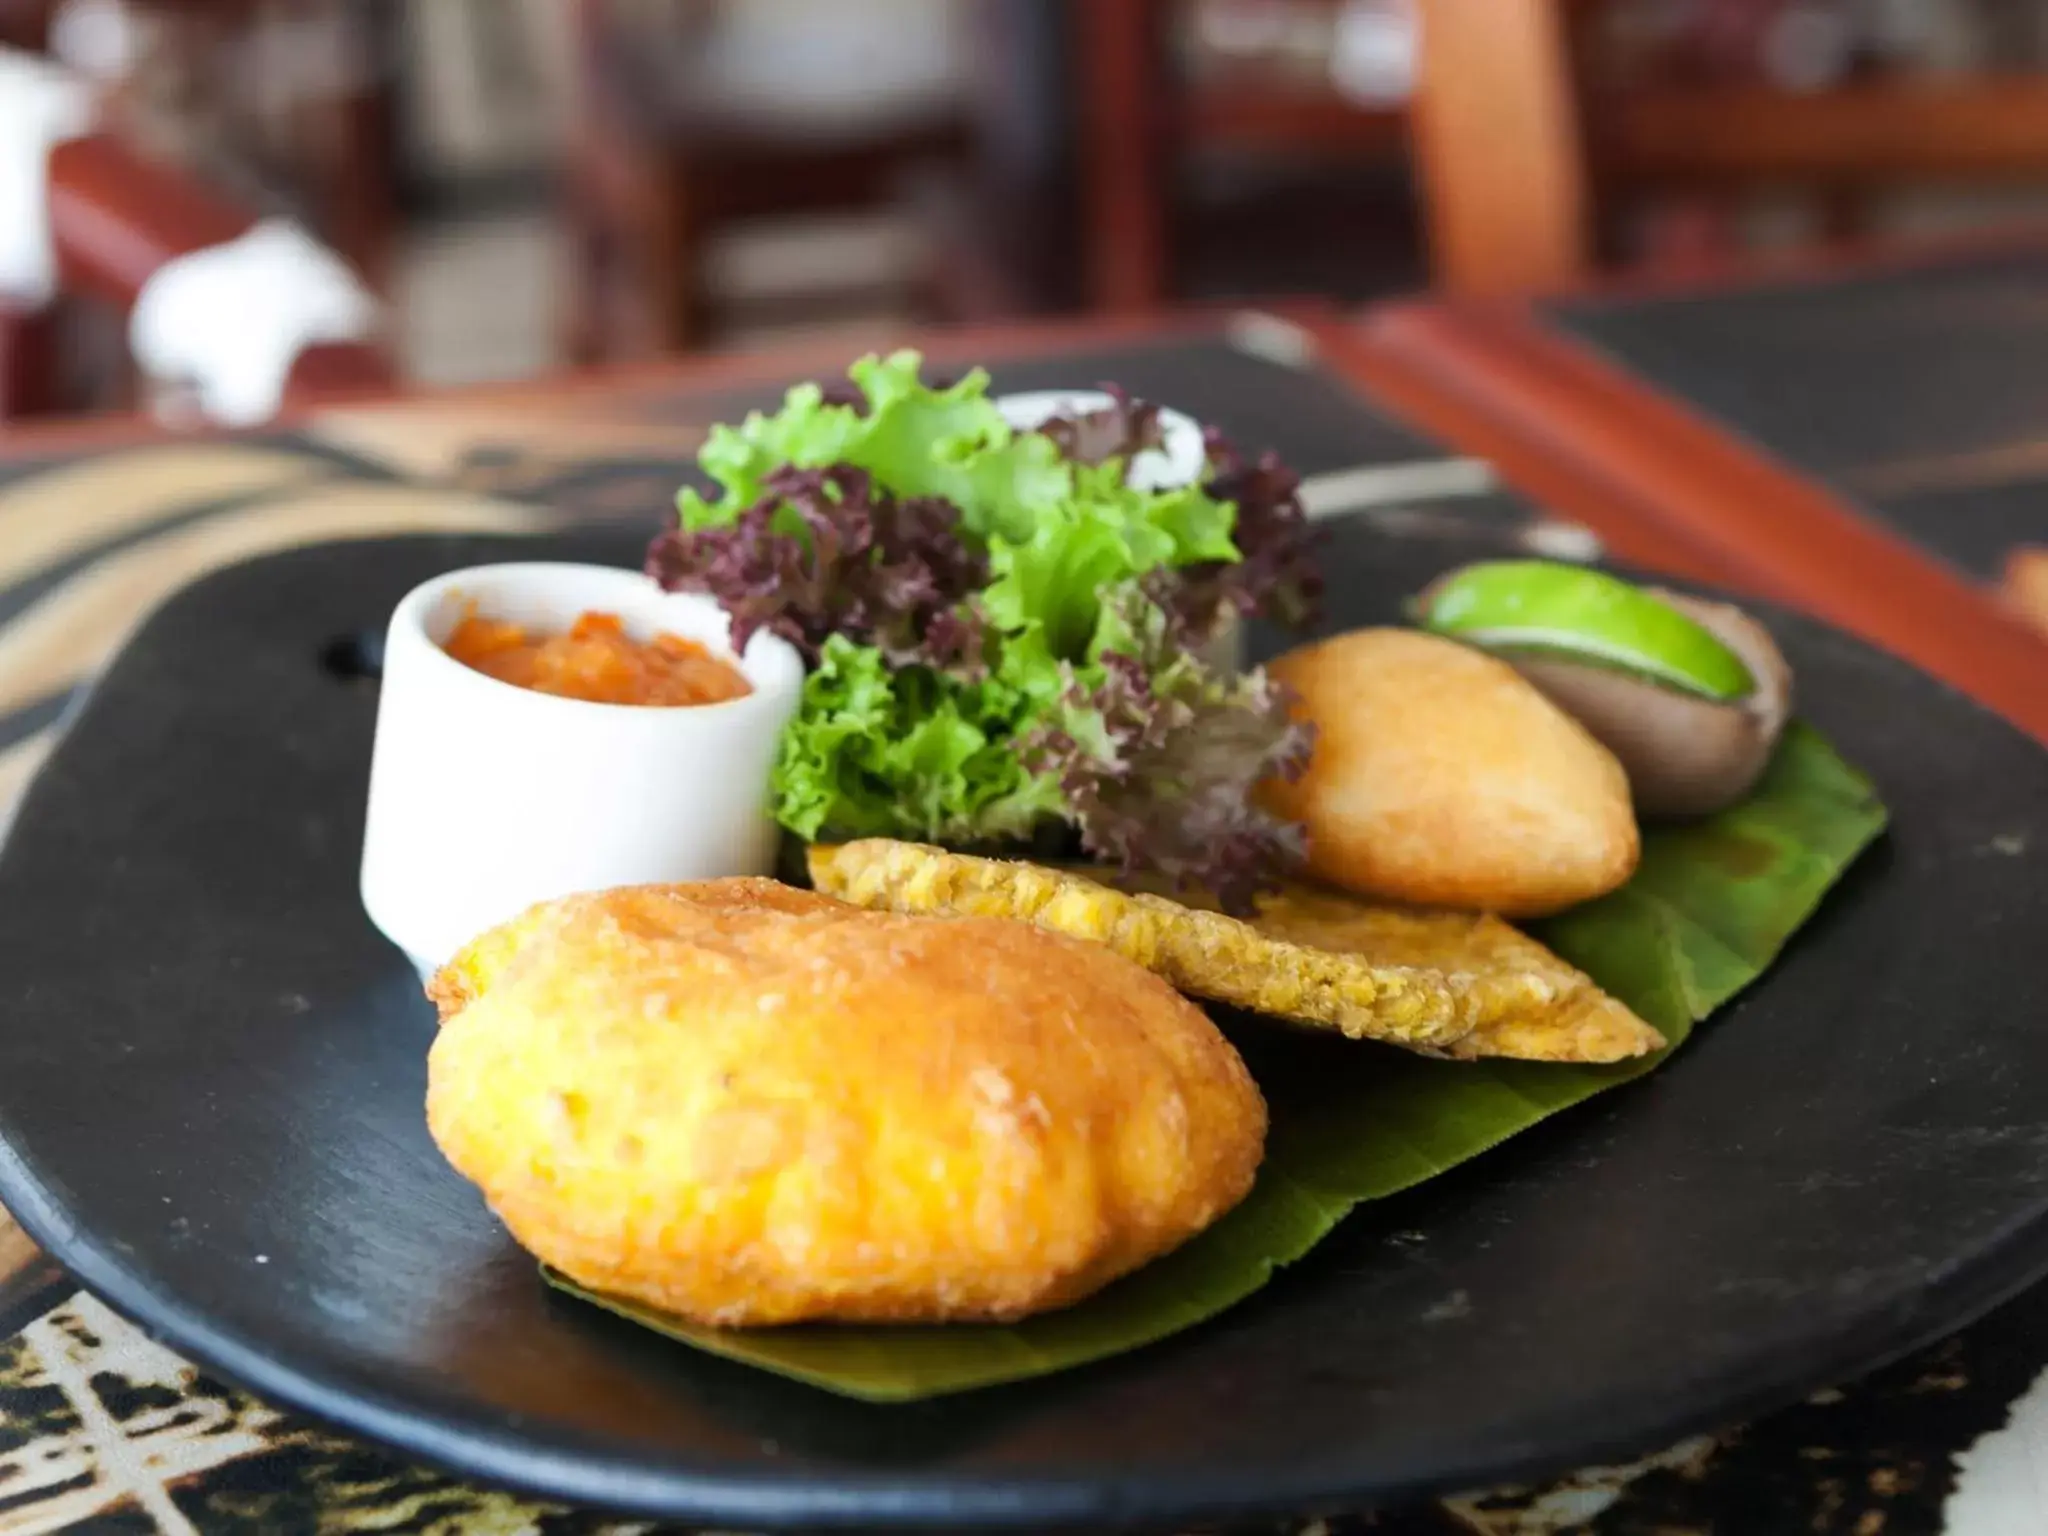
[[1073, 0, 1411, 312], [0, 44, 390, 424], [1412, 0, 2048, 293], [563, 0, 979, 362], [1076, 0, 2048, 306]]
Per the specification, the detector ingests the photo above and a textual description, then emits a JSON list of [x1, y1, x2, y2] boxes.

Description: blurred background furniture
[[3, 0, 403, 291], [12, 0, 2048, 405], [0, 40, 390, 422], [1415, 0, 2048, 292], [1075, 0, 1419, 312], [1075, 0, 2048, 304], [561, 0, 975, 361]]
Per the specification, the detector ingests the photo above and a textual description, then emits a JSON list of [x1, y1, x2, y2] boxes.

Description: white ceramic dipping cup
[[994, 389, 1243, 674], [359, 563, 803, 976]]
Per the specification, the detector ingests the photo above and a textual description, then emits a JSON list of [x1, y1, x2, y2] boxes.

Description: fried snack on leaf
[[1189, 881, 1662, 1063], [427, 880, 1265, 1326], [1261, 628, 1640, 917], [810, 840, 1470, 1050], [808, 841, 1662, 1064]]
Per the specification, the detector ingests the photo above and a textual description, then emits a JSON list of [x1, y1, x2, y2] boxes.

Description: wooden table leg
[[1074, 0, 1171, 313], [0, 309, 63, 421]]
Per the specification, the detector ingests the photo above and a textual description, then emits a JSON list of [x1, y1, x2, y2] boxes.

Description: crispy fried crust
[[426, 879, 1266, 1326], [1262, 629, 1640, 917], [809, 842, 1663, 1063], [809, 841, 1476, 1049], [1228, 883, 1663, 1062]]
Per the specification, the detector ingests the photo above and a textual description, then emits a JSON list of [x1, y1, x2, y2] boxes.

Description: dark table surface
[[1550, 243, 2048, 590]]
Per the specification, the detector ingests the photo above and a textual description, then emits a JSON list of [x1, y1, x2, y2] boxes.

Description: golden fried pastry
[[809, 841, 1662, 1063], [1260, 628, 1639, 917], [1224, 882, 1662, 1062], [426, 880, 1265, 1326]]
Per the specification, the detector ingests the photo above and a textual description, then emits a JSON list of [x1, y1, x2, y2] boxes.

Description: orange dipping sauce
[[442, 608, 752, 707]]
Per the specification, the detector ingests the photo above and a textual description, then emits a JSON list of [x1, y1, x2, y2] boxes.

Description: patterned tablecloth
[[0, 325, 2040, 1535]]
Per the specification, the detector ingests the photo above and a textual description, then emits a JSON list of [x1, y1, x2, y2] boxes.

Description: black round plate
[[0, 520, 2044, 1531]]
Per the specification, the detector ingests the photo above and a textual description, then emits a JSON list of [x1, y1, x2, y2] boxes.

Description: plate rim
[[10, 1132, 2048, 1529]]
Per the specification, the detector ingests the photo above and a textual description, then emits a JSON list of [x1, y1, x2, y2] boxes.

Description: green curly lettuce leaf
[[676, 353, 1239, 605], [982, 502, 1173, 662], [980, 463, 1239, 662], [677, 352, 1067, 543], [680, 383, 867, 530], [771, 635, 1065, 846], [664, 350, 1296, 892], [1019, 585, 1313, 910]]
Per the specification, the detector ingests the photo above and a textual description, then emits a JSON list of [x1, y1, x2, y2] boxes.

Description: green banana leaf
[[547, 722, 1887, 1401]]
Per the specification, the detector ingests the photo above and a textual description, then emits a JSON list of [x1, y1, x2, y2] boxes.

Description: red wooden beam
[[47, 133, 254, 308]]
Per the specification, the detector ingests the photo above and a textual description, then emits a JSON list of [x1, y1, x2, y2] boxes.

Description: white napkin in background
[[0, 48, 95, 307], [127, 218, 380, 427]]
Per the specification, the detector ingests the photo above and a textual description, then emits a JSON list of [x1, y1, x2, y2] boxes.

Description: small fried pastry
[[426, 880, 1265, 1326], [1260, 628, 1640, 917]]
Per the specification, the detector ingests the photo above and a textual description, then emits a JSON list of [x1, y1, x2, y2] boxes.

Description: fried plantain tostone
[[808, 841, 1663, 1063]]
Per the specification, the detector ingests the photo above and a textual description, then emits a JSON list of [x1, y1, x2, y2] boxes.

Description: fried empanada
[[426, 880, 1265, 1326], [1261, 628, 1640, 917]]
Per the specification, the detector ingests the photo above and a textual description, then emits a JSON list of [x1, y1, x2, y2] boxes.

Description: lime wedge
[[1416, 560, 1755, 702]]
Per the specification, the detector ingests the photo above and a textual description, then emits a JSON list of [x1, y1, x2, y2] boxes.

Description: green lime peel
[[1416, 560, 1755, 702]]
